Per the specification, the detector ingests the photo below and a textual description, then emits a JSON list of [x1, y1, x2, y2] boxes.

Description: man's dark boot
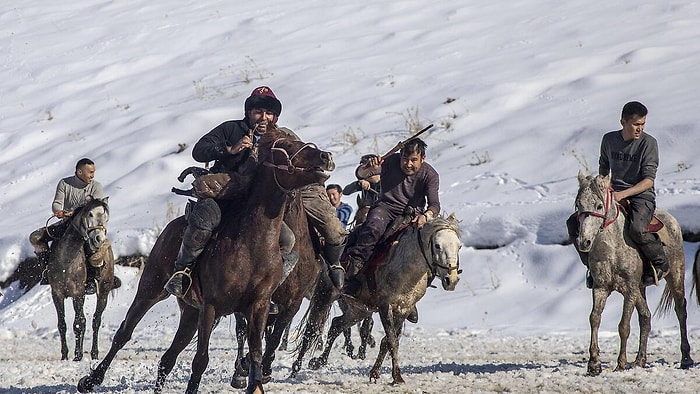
[[585, 270, 594, 289], [37, 251, 51, 285], [343, 257, 365, 297], [85, 265, 101, 295], [323, 242, 346, 290], [576, 250, 594, 288], [165, 226, 211, 298], [639, 241, 669, 286], [406, 305, 419, 324]]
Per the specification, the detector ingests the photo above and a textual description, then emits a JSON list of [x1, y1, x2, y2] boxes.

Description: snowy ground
[[2, 324, 700, 393], [4, 0, 700, 392]]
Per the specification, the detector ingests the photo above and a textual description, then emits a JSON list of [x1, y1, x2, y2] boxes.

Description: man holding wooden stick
[[342, 134, 441, 300]]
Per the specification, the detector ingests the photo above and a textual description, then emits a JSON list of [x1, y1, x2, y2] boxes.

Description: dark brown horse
[[78, 129, 334, 394], [48, 197, 117, 361], [229, 191, 327, 388]]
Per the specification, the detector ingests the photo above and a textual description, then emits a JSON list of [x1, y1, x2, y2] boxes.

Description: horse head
[[75, 196, 110, 253], [258, 129, 335, 191], [575, 171, 617, 252], [422, 213, 462, 291]]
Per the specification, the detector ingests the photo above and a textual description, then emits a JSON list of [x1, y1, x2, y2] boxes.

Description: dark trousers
[[347, 204, 397, 262]]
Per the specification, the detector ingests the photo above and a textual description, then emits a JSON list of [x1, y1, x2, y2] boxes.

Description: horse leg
[[231, 314, 249, 389], [377, 304, 405, 384], [369, 333, 390, 382], [358, 317, 374, 360], [290, 279, 336, 377], [77, 292, 168, 393], [72, 295, 87, 361], [309, 313, 359, 370], [154, 304, 199, 394], [614, 294, 635, 371], [278, 321, 291, 351], [666, 270, 694, 369], [261, 308, 296, 382], [342, 325, 355, 359], [90, 292, 109, 359], [246, 301, 270, 394], [632, 288, 652, 368], [588, 288, 610, 376], [186, 305, 216, 394], [51, 292, 70, 360]]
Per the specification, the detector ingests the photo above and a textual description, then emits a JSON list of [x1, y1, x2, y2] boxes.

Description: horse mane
[[428, 213, 462, 238]]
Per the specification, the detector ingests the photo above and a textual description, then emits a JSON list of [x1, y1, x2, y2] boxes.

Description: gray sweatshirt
[[52, 175, 104, 214], [598, 130, 658, 202]]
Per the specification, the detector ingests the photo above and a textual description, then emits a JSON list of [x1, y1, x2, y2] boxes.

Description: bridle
[[576, 185, 619, 230], [417, 223, 461, 279], [70, 204, 109, 253], [262, 138, 320, 194]]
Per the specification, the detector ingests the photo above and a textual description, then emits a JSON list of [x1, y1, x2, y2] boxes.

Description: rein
[[417, 223, 460, 277], [262, 138, 319, 194], [577, 186, 619, 229]]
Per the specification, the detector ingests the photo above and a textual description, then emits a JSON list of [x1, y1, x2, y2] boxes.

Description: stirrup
[[165, 268, 193, 297]]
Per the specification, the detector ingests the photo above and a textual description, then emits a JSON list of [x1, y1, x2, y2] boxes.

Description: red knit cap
[[244, 86, 282, 116]]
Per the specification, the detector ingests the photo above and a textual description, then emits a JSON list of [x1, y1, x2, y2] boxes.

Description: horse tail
[[693, 247, 700, 305], [654, 283, 674, 318], [290, 284, 334, 357]]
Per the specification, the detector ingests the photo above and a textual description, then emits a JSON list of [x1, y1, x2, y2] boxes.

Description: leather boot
[[406, 305, 419, 324], [323, 242, 346, 290], [165, 226, 211, 298], [343, 256, 365, 297], [577, 250, 593, 288], [85, 265, 101, 295], [639, 240, 669, 286], [37, 251, 51, 285]]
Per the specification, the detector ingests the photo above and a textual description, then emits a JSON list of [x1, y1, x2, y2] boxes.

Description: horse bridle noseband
[[262, 138, 320, 194], [577, 186, 619, 229], [417, 224, 461, 278]]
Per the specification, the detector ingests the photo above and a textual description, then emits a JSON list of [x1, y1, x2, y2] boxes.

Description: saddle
[[342, 214, 414, 294], [620, 200, 666, 235]]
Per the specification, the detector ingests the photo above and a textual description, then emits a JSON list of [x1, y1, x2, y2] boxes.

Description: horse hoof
[[308, 357, 323, 370], [262, 375, 271, 384], [90, 352, 99, 360], [231, 376, 247, 389], [73, 355, 83, 362], [587, 366, 602, 376], [77, 376, 94, 393], [681, 357, 694, 369]]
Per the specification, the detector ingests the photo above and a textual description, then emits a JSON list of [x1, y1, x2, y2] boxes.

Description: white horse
[[574, 172, 692, 375], [308, 214, 462, 384]]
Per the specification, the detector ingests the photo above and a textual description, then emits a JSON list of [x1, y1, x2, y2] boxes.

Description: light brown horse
[[308, 214, 462, 384], [77, 129, 334, 394], [48, 197, 117, 361], [574, 172, 693, 375]]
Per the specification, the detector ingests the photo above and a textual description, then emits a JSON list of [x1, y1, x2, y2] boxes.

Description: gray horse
[[48, 197, 117, 361], [308, 214, 462, 384], [574, 172, 693, 375]]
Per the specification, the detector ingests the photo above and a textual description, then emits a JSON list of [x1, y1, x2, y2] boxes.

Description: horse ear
[[600, 173, 611, 187], [577, 170, 587, 185], [101, 196, 109, 205]]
